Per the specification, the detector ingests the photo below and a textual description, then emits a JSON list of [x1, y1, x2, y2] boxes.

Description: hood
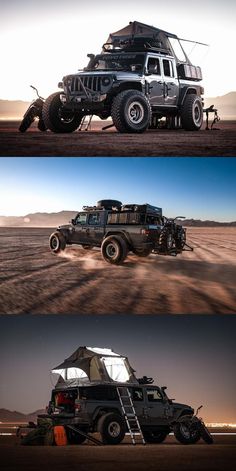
[[66, 70, 142, 81], [173, 402, 194, 413], [58, 223, 72, 230]]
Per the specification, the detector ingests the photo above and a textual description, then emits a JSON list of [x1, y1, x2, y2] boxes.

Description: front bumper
[[60, 93, 107, 111]]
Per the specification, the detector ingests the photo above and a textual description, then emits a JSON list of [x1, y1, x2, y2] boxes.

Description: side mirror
[[87, 53, 95, 59], [71, 218, 75, 225]]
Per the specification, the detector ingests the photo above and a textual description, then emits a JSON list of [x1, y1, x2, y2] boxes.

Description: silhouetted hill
[[204, 92, 236, 119], [0, 212, 235, 227], [0, 99, 30, 119], [182, 219, 236, 227], [0, 92, 236, 119], [0, 408, 45, 423], [0, 211, 76, 227]]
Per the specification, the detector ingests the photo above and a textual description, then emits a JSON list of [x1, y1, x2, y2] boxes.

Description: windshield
[[86, 53, 145, 72]]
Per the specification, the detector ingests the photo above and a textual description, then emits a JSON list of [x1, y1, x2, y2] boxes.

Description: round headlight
[[102, 77, 111, 87]]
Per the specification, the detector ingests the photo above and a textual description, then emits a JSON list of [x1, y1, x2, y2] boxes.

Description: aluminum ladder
[[78, 115, 93, 131], [116, 386, 145, 445]]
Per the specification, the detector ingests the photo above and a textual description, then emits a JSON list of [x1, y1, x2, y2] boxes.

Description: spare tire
[[97, 200, 122, 210]]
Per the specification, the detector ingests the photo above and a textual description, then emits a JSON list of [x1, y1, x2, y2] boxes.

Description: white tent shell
[[52, 346, 138, 388]]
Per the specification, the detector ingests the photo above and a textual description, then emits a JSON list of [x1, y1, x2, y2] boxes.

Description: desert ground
[[0, 120, 236, 156], [1, 431, 236, 471], [0, 227, 235, 314]]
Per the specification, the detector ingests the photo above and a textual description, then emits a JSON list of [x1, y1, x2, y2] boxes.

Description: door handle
[[157, 81, 163, 84]]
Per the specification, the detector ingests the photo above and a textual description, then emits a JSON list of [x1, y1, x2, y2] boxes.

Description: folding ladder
[[116, 386, 145, 445], [78, 115, 93, 131]]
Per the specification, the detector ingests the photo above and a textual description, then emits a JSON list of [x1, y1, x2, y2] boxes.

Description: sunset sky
[[0, 157, 236, 221], [0, 315, 235, 422], [1, 0, 236, 100]]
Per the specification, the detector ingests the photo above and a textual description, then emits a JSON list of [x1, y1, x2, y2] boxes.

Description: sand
[[0, 120, 236, 156], [1, 433, 236, 471], [0, 227, 235, 314]]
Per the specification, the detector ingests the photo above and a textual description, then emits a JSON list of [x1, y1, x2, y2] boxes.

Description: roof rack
[[102, 38, 171, 55], [82, 205, 103, 211]]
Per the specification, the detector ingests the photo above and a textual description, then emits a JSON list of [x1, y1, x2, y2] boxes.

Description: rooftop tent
[[52, 346, 138, 388], [104, 21, 207, 66], [104, 21, 180, 57]]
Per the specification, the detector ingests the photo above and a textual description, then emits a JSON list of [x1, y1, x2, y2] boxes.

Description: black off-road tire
[[143, 430, 168, 443], [19, 108, 36, 132], [159, 228, 174, 252], [175, 228, 186, 251], [133, 247, 152, 257], [174, 418, 201, 445], [97, 199, 122, 210], [42, 92, 82, 133], [181, 94, 203, 131], [44, 428, 55, 445], [98, 413, 125, 445], [37, 118, 47, 132], [66, 427, 87, 445], [198, 421, 214, 444], [101, 235, 128, 265], [49, 231, 66, 253], [111, 90, 151, 133]]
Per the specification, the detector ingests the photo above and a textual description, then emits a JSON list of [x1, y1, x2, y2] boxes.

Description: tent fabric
[[106, 21, 177, 43], [52, 346, 138, 387], [104, 21, 178, 59], [103, 21, 194, 64]]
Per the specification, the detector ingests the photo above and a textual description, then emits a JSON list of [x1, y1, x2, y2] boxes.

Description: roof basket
[[121, 204, 162, 215]]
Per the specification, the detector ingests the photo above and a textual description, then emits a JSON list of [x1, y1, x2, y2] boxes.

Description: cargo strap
[[66, 425, 103, 446], [116, 386, 145, 445]]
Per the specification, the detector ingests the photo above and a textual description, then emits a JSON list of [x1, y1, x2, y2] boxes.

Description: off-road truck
[[22, 347, 212, 446], [42, 21, 204, 134], [49, 199, 191, 265], [44, 382, 203, 445]]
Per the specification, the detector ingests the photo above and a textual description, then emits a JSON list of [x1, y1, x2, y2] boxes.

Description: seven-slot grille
[[69, 76, 103, 94]]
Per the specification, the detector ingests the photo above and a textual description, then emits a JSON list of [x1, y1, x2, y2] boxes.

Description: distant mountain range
[[0, 211, 76, 227], [0, 99, 30, 119], [0, 211, 235, 227], [204, 92, 236, 119], [0, 408, 45, 423], [0, 92, 236, 119]]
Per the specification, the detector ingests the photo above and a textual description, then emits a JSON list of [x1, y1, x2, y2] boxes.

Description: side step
[[116, 386, 145, 445]]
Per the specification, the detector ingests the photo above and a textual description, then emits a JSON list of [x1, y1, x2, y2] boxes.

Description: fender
[[173, 410, 194, 422], [103, 230, 132, 247], [179, 86, 200, 106], [93, 407, 122, 430]]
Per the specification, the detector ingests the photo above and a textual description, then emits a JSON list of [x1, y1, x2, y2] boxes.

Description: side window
[[75, 213, 87, 225], [163, 60, 173, 77], [147, 57, 161, 75], [132, 388, 144, 401], [147, 388, 163, 402], [88, 213, 101, 225]]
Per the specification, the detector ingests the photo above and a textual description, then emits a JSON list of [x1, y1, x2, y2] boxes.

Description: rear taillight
[[141, 229, 150, 235]]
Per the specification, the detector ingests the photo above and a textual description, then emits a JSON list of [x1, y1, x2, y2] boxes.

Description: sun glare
[[1, 4, 236, 100]]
